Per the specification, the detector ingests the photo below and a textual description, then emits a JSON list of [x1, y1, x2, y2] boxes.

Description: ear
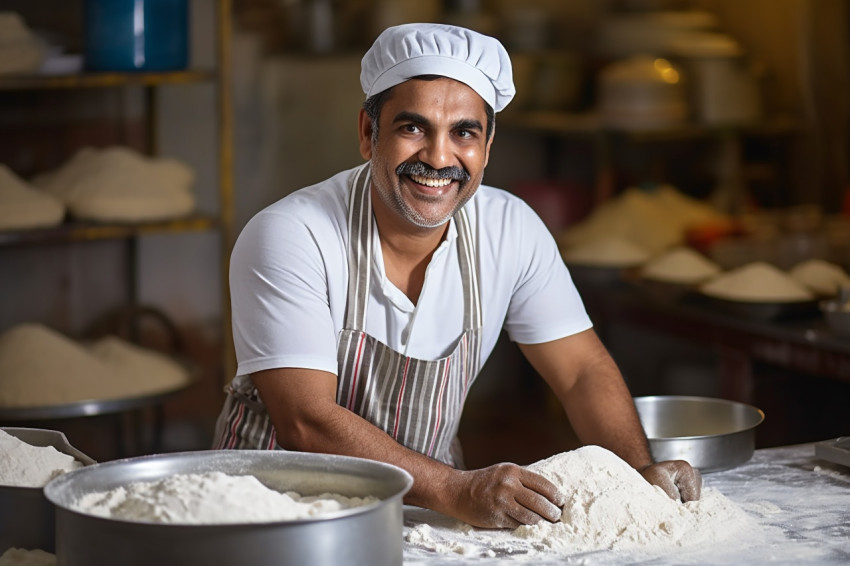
[[358, 109, 373, 160]]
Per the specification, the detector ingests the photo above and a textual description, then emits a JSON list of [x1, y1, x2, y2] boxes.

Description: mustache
[[396, 162, 471, 183]]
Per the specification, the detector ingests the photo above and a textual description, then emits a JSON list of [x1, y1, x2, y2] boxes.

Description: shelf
[[499, 110, 801, 140], [0, 70, 217, 91], [0, 214, 219, 247]]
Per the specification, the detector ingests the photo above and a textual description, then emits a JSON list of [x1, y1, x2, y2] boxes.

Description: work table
[[402, 443, 850, 564]]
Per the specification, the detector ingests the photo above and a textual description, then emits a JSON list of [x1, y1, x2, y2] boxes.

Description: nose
[[417, 132, 453, 170]]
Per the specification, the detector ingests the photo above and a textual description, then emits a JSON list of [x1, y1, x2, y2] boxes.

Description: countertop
[[402, 443, 850, 564]]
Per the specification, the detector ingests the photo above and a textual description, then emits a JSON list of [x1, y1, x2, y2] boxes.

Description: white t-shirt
[[230, 165, 592, 379]]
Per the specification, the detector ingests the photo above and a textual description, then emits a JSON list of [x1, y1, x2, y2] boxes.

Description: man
[[214, 22, 701, 529]]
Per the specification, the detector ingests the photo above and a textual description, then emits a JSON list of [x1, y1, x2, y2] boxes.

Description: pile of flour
[[0, 548, 55, 566], [0, 429, 83, 488], [73, 471, 379, 524], [700, 262, 814, 302], [406, 446, 765, 559]]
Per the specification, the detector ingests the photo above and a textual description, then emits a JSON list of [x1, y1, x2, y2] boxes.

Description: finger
[[513, 488, 563, 523], [505, 499, 549, 527], [517, 469, 566, 507], [655, 473, 680, 501], [676, 466, 702, 502]]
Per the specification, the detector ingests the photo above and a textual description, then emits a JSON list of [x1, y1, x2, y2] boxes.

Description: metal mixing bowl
[[634, 396, 765, 473], [0, 427, 96, 553], [44, 450, 413, 566]]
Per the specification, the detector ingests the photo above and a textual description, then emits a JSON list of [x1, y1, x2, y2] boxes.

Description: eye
[[402, 124, 422, 134]]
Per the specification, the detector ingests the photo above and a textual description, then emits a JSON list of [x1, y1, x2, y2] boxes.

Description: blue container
[[84, 0, 189, 71]]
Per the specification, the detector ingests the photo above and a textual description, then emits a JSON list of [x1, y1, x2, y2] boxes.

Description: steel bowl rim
[[634, 395, 765, 440], [44, 449, 414, 528]]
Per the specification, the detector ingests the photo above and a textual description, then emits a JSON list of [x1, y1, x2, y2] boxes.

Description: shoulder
[[236, 166, 359, 247], [467, 183, 548, 235]]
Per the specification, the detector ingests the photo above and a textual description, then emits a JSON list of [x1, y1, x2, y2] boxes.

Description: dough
[[0, 164, 65, 231], [33, 146, 195, 222]]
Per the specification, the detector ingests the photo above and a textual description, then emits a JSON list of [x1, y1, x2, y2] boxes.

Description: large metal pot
[[44, 450, 413, 566], [634, 396, 765, 473], [0, 427, 96, 553]]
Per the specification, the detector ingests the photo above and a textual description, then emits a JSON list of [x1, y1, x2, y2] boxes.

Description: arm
[[252, 367, 565, 528], [518, 328, 701, 502]]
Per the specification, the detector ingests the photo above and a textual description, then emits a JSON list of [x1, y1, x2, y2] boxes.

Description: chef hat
[[361, 23, 515, 113]]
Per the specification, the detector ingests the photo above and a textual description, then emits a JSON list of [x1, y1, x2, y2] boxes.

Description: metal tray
[[814, 437, 850, 467], [695, 293, 820, 321]]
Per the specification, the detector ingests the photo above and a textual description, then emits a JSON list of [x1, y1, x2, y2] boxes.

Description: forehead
[[381, 77, 489, 122]]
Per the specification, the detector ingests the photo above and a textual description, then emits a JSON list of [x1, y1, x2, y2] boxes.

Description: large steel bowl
[[44, 450, 413, 566], [634, 396, 765, 473], [0, 427, 96, 553]]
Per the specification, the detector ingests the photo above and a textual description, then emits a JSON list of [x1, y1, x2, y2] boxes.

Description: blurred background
[[0, 0, 848, 466]]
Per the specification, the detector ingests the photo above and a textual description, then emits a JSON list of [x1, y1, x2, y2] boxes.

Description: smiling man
[[213, 23, 701, 528]]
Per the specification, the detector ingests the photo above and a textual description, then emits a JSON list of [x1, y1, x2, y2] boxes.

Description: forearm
[[519, 330, 653, 470], [260, 382, 459, 514], [562, 363, 653, 469]]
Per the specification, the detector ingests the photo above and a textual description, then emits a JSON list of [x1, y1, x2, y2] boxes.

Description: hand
[[639, 460, 702, 502], [449, 463, 565, 529]]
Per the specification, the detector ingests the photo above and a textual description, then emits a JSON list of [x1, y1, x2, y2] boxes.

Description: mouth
[[407, 174, 454, 189]]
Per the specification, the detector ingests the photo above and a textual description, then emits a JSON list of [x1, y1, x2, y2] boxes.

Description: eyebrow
[[392, 111, 484, 133]]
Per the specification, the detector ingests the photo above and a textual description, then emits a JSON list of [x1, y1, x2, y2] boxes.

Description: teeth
[[410, 175, 452, 188]]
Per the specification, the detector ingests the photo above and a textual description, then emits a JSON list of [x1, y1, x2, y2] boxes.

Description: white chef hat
[[361, 23, 515, 112]]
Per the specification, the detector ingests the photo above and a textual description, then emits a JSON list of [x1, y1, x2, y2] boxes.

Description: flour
[[405, 446, 766, 560], [788, 258, 850, 296], [0, 324, 191, 408], [640, 246, 721, 284], [72, 471, 379, 524], [0, 429, 82, 488], [561, 237, 651, 267], [0, 548, 56, 566], [700, 261, 814, 302]]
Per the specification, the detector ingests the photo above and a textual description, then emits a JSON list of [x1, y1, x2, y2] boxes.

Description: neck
[[371, 191, 449, 304]]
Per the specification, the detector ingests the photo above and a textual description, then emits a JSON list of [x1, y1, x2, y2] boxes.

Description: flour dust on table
[[404, 445, 767, 561]]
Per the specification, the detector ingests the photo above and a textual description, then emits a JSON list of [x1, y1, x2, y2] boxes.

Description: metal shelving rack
[[0, 0, 235, 440]]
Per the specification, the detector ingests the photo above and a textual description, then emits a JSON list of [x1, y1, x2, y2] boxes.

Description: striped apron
[[213, 164, 483, 467]]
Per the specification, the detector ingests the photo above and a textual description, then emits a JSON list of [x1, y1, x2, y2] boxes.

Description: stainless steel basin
[[44, 450, 413, 566], [634, 396, 765, 473], [0, 427, 95, 553]]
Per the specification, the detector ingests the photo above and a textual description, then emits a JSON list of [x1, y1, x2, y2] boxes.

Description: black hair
[[362, 75, 495, 144]]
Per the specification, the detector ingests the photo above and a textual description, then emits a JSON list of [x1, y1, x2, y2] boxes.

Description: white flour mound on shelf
[[561, 236, 651, 267], [0, 429, 83, 487], [788, 258, 850, 296], [72, 471, 379, 525], [0, 548, 56, 566], [405, 446, 764, 559], [640, 246, 721, 284], [700, 261, 814, 302]]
